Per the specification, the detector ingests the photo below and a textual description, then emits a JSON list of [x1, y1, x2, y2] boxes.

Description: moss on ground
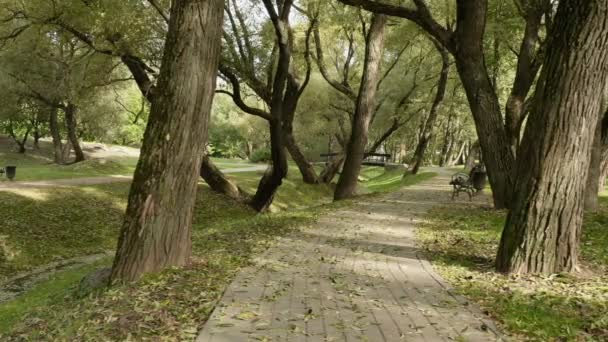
[[416, 191, 608, 341]]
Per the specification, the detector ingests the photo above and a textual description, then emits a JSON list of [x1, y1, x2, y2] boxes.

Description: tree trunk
[[247, 2, 294, 212], [504, 9, 544, 155], [200, 154, 250, 202], [110, 0, 223, 283], [283, 79, 319, 184], [585, 113, 604, 212], [320, 157, 344, 183], [599, 110, 608, 190], [464, 140, 480, 171], [452, 2, 515, 209], [49, 107, 64, 164], [64, 103, 85, 163], [495, 0, 608, 275], [334, 15, 387, 200], [412, 44, 450, 174]]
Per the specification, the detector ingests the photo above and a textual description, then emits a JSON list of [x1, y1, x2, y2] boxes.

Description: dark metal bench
[[450, 164, 487, 200], [320, 152, 392, 166]]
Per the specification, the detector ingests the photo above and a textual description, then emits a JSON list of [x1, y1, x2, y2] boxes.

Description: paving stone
[[198, 169, 504, 342]]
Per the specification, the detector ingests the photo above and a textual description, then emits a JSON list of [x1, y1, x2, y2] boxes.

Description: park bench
[[320, 152, 392, 166], [450, 164, 487, 200]]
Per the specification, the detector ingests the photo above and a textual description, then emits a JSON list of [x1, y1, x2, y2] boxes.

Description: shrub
[[249, 148, 271, 163]]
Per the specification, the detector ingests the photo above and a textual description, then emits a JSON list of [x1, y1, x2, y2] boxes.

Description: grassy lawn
[[0, 151, 255, 182], [363, 169, 438, 193], [0, 165, 434, 339], [417, 190, 608, 341]]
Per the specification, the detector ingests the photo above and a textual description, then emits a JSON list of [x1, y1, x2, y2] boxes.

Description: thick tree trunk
[[335, 15, 387, 200], [110, 0, 223, 283], [496, 0, 608, 275], [64, 103, 85, 163], [585, 114, 604, 212], [200, 154, 250, 202], [412, 44, 449, 174], [49, 107, 65, 164]]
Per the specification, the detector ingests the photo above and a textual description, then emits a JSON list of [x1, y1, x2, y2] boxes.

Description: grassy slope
[[0, 166, 434, 339], [417, 191, 608, 341]]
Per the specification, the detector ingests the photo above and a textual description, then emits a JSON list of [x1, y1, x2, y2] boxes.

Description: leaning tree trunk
[[585, 114, 604, 212], [452, 1, 515, 209], [495, 0, 608, 275], [49, 107, 65, 164], [250, 118, 288, 212], [110, 0, 224, 283], [334, 14, 387, 200], [200, 154, 250, 202], [412, 44, 450, 174], [283, 79, 319, 184], [64, 103, 85, 163]]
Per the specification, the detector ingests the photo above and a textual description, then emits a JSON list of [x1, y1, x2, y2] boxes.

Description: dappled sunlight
[[0, 188, 49, 201]]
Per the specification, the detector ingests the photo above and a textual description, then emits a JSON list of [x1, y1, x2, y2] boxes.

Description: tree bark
[[585, 113, 604, 212], [49, 107, 65, 164], [320, 156, 344, 184], [334, 14, 387, 200], [64, 103, 85, 163], [495, 0, 608, 275], [110, 0, 224, 283], [464, 140, 480, 171], [248, 0, 293, 212], [200, 154, 250, 202], [283, 78, 319, 184], [411, 43, 450, 174], [451, 1, 515, 209], [504, 6, 544, 155], [600, 110, 608, 189]]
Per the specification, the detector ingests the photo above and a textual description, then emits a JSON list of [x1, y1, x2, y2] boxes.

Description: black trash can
[[470, 165, 487, 192], [5, 166, 16, 180]]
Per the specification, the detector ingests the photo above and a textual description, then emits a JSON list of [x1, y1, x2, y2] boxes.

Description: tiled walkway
[[198, 170, 502, 341]]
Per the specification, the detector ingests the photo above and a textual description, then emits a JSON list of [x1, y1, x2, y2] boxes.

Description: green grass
[[0, 258, 111, 332], [416, 190, 608, 341], [363, 170, 438, 193], [0, 163, 436, 339]]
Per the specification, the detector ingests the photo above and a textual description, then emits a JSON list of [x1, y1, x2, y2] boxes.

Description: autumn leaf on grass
[[234, 311, 259, 321]]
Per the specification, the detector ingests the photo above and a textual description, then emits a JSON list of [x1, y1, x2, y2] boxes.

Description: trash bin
[[5, 166, 16, 180], [470, 165, 487, 192]]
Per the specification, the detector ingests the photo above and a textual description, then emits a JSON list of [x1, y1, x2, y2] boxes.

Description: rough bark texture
[[496, 0, 608, 274], [64, 103, 85, 163], [110, 0, 223, 282], [599, 110, 608, 189], [320, 157, 345, 184], [411, 44, 449, 174], [585, 113, 604, 212], [49, 107, 65, 164], [200, 154, 250, 202], [334, 15, 387, 200]]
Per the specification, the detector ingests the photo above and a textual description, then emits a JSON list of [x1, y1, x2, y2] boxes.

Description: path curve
[[198, 169, 503, 341], [0, 165, 267, 190]]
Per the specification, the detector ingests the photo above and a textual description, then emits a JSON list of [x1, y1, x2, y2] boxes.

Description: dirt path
[[0, 165, 266, 190], [198, 169, 502, 341]]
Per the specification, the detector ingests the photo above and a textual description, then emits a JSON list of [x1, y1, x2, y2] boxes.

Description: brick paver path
[[198, 170, 503, 341]]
